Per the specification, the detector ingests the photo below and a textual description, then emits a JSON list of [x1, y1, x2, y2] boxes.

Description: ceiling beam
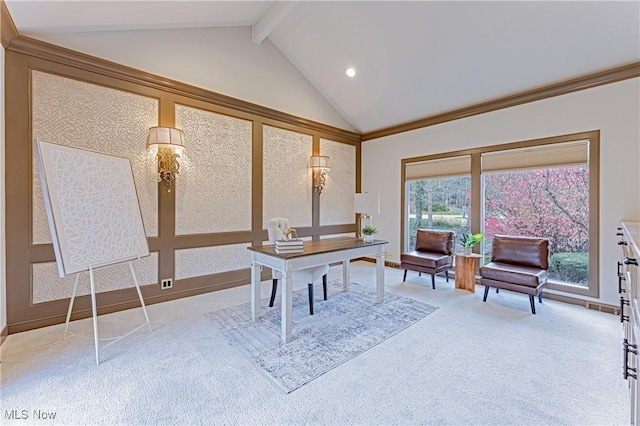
[[252, 1, 300, 45]]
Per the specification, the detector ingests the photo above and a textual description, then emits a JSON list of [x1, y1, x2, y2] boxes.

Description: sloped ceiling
[[5, 1, 640, 134]]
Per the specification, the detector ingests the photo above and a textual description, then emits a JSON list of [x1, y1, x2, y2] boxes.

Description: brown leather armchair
[[480, 235, 549, 314], [401, 229, 455, 289]]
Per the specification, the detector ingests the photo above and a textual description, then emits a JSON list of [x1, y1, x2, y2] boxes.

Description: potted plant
[[460, 233, 484, 255], [361, 225, 378, 243]]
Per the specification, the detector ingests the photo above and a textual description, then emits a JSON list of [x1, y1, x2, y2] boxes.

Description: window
[[405, 156, 471, 252], [483, 167, 589, 287], [401, 132, 599, 298], [406, 176, 471, 252], [482, 140, 590, 289]]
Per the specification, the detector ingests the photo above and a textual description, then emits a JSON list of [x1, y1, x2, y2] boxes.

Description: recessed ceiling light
[[346, 67, 356, 77]]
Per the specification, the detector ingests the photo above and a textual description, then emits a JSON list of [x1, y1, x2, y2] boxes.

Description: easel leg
[[89, 267, 100, 365], [64, 273, 80, 336], [128, 261, 151, 332]]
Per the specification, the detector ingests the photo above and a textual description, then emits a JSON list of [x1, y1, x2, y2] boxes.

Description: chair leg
[[483, 285, 490, 302], [529, 295, 536, 314], [269, 279, 278, 307], [403, 269, 407, 282], [308, 283, 314, 315], [538, 293, 542, 303], [445, 270, 449, 282], [322, 274, 328, 300], [431, 274, 436, 290]]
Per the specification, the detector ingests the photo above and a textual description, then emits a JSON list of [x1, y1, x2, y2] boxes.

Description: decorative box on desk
[[275, 239, 304, 254]]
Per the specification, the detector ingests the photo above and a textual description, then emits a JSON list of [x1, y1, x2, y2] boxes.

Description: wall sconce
[[309, 155, 330, 194], [147, 126, 185, 186], [354, 192, 380, 240]]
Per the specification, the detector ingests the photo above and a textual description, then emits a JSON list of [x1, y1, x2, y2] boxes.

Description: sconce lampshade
[[354, 192, 380, 214], [147, 126, 185, 187], [309, 155, 330, 170], [309, 155, 330, 194], [146, 126, 185, 149]]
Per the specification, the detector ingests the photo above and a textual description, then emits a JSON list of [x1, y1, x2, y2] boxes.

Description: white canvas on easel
[[34, 139, 151, 364]]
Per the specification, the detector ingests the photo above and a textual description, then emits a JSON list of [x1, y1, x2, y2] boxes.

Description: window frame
[[401, 130, 600, 298], [404, 175, 473, 253]]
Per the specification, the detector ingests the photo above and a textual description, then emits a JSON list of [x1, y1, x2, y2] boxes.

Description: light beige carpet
[[0, 262, 630, 425]]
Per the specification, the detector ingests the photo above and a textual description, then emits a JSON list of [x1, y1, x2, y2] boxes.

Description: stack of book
[[275, 239, 304, 254]]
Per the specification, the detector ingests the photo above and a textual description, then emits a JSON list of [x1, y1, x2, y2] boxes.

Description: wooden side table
[[454, 254, 482, 293]]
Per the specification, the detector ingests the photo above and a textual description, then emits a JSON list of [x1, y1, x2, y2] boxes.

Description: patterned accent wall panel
[[263, 126, 312, 228], [319, 139, 356, 225], [32, 253, 158, 304], [31, 71, 159, 243], [175, 105, 252, 234], [175, 243, 251, 280]]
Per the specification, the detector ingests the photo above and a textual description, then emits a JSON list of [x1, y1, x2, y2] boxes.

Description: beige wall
[[361, 78, 640, 306]]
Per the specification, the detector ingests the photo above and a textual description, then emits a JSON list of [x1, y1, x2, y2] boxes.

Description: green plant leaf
[[362, 225, 378, 235], [461, 232, 484, 247]]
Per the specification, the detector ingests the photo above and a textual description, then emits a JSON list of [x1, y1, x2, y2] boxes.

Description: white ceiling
[[5, 1, 640, 134]]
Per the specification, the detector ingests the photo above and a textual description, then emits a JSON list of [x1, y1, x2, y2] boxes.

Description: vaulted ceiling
[[5, 1, 640, 134]]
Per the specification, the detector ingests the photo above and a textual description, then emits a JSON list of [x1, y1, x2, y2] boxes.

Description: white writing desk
[[248, 237, 388, 343]]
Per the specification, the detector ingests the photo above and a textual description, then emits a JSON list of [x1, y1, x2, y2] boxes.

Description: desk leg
[[342, 260, 351, 291], [376, 246, 385, 302], [281, 271, 293, 343], [250, 255, 261, 321]]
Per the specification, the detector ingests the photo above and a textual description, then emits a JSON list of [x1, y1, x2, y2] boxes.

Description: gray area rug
[[207, 280, 438, 393]]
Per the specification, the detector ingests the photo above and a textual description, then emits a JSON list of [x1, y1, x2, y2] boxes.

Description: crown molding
[[362, 62, 640, 141], [3, 0, 636, 145], [6, 34, 361, 143], [0, 0, 19, 48]]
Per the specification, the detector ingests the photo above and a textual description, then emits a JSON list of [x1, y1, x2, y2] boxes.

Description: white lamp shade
[[309, 155, 330, 169], [354, 192, 380, 214], [147, 126, 185, 148]]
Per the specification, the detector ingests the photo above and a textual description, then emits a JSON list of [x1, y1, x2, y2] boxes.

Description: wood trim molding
[[5, 270, 262, 334], [358, 257, 402, 269], [362, 62, 640, 141], [401, 129, 600, 164], [0, 325, 7, 344], [7, 268, 268, 335], [7, 34, 361, 143], [0, 0, 18, 48]]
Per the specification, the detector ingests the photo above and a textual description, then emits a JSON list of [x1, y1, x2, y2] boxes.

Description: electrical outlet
[[161, 278, 173, 290]]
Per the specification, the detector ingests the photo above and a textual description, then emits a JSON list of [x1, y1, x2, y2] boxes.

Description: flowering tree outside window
[[483, 166, 589, 286]]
